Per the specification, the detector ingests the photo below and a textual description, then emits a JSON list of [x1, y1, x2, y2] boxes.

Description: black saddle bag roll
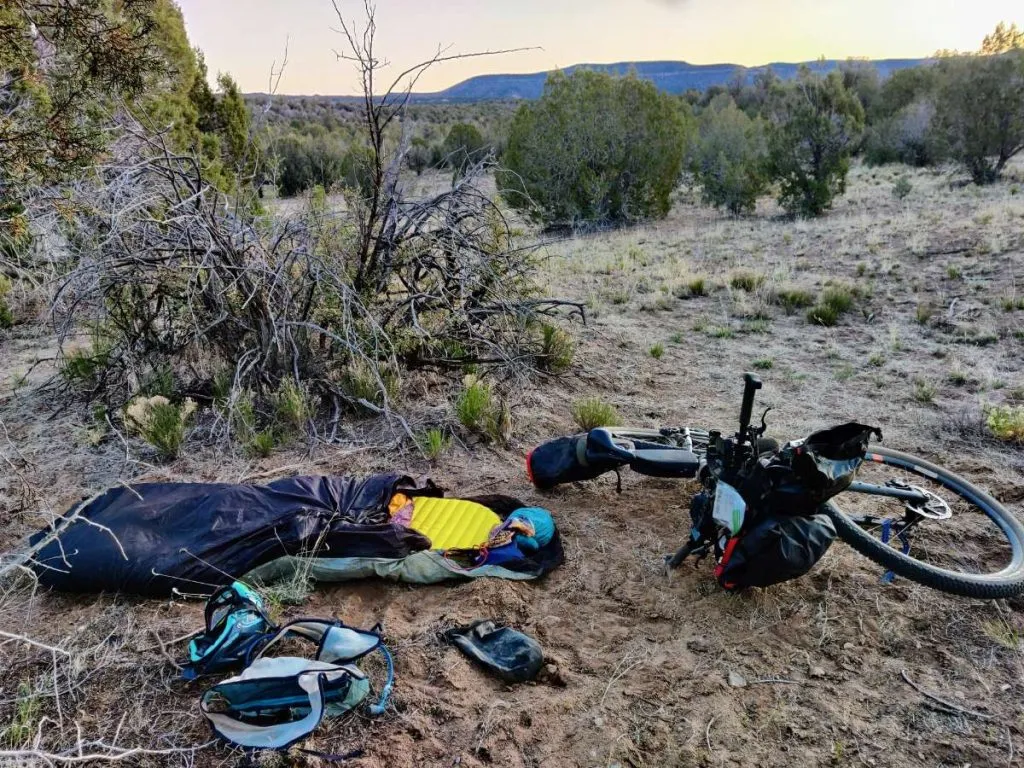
[[526, 435, 625, 490]]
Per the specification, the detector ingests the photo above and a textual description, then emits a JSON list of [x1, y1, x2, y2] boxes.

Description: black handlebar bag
[[715, 422, 879, 590], [757, 422, 882, 517], [789, 422, 882, 502]]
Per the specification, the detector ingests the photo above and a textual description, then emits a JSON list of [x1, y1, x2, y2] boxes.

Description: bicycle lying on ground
[[527, 374, 1024, 599]]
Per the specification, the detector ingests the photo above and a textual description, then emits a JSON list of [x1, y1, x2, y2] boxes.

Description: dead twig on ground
[[0, 630, 71, 656], [900, 669, 994, 720]]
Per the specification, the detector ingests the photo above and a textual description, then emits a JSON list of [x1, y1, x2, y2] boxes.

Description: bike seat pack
[[527, 428, 699, 490]]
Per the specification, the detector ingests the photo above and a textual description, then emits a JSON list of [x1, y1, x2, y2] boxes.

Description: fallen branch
[[0, 491, 124, 581], [0, 740, 217, 766], [0, 630, 71, 657], [900, 669, 994, 720]]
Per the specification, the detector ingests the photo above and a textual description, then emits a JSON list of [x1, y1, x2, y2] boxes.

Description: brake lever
[[757, 407, 772, 437]]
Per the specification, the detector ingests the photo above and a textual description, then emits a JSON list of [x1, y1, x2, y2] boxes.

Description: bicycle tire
[[825, 446, 1024, 599]]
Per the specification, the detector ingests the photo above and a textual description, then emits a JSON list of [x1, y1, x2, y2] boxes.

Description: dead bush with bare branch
[[44, 4, 580, 453]]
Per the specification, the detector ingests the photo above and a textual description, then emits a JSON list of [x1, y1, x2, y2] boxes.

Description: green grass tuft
[[571, 397, 621, 431], [2, 681, 41, 748], [246, 429, 277, 458], [730, 271, 765, 292], [124, 396, 197, 461], [416, 427, 451, 460], [807, 285, 855, 326], [455, 379, 493, 432], [912, 380, 937, 404], [773, 287, 816, 314], [274, 378, 310, 435], [539, 324, 575, 373]]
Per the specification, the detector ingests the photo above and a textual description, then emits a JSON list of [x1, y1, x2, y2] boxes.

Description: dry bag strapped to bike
[[712, 423, 881, 591], [526, 434, 627, 490], [715, 512, 837, 590]]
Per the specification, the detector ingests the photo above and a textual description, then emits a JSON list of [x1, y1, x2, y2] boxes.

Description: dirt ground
[[1, 163, 1023, 767]]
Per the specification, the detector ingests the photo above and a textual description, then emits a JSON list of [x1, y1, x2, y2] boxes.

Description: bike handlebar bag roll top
[[759, 423, 883, 515]]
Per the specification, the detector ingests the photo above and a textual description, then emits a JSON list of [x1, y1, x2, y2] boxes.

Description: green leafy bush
[[649, 342, 665, 359], [986, 404, 1024, 442], [499, 70, 692, 227], [571, 397, 621, 431], [124, 396, 197, 461], [892, 175, 913, 200], [766, 69, 865, 217], [689, 96, 768, 215], [863, 102, 939, 167], [932, 49, 1024, 184], [406, 137, 432, 175], [442, 122, 487, 173]]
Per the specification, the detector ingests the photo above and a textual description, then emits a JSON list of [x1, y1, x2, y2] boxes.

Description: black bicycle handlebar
[[738, 373, 762, 440]]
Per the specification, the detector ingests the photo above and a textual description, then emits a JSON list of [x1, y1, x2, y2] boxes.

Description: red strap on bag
[[714, 536, 741, 590]]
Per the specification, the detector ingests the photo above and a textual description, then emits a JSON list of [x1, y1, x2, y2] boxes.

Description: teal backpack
[[184, 583, 394, 750]]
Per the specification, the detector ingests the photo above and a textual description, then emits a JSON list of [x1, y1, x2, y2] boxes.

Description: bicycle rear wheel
[[825, 446, 1024, 599]]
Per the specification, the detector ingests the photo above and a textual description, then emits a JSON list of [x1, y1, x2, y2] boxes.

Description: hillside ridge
[[249, 57, 928, 103]]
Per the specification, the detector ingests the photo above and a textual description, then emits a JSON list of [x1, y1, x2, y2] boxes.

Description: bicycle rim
[[826, 447, 1024, 598]]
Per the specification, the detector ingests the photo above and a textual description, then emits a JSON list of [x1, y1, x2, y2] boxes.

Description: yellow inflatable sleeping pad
[[405, 496, 501, 551]]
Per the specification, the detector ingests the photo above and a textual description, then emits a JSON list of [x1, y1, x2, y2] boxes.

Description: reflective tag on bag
[[712, 482, 746, 535]]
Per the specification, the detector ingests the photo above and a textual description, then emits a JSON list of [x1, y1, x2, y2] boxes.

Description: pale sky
[[175, 1, 1022, 95]]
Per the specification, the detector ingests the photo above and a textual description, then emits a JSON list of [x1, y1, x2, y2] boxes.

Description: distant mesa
[[250, 58, 928, 103]]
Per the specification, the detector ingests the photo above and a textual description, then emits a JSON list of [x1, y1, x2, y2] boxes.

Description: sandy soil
[[1, 163, 1023, 767]]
